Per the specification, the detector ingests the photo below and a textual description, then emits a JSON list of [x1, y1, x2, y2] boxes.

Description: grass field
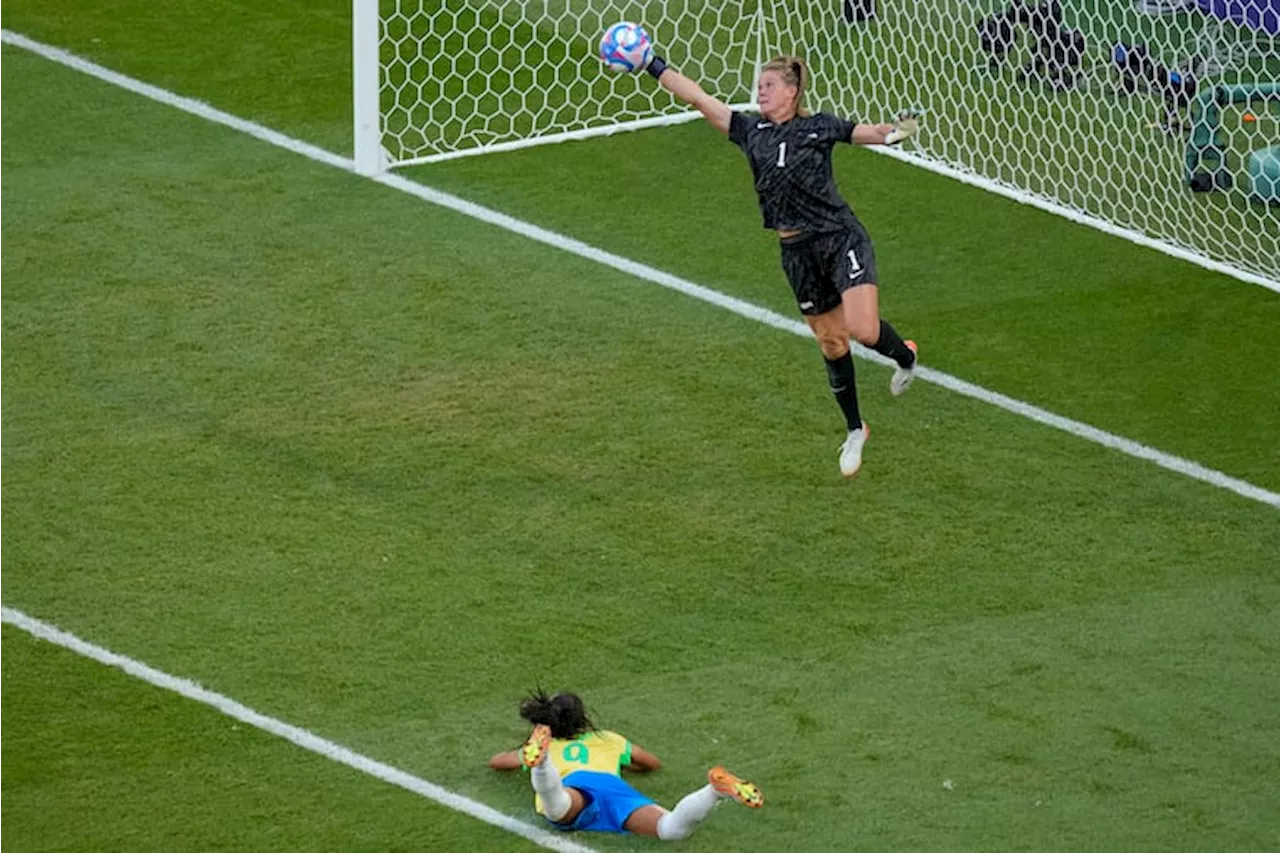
[[3, 2, 1280, 851]]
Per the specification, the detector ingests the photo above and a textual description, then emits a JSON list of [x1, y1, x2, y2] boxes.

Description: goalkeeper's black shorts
[[779, 225, 879, 316]]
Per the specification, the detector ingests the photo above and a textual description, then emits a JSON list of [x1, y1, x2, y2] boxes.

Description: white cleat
[[890, 340, 919, 397], [838, 423, 869, 479]]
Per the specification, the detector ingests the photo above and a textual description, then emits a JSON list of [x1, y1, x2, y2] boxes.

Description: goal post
[[354, 1, 1279, 288], [353, 0, 382, 175]]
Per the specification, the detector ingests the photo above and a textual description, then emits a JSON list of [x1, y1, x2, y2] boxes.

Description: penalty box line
[[0, 606, 600, 853], [3, 26, 1277, 517]]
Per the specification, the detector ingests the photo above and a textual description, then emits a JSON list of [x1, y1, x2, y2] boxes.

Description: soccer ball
[[599, 22, 653, 74]]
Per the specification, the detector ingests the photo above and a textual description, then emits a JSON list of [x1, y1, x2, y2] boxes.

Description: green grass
[[4, 2, 1280, 852], [416, 124, 1280, 488], [2, 627, 541, 852]]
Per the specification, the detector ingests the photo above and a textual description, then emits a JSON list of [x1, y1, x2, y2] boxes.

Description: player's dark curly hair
[[761, 55, 811, 117], [520, 690, 594, 740]]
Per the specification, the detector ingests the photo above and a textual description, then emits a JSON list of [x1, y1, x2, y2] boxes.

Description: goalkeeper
[[643, 51, 920, 479]]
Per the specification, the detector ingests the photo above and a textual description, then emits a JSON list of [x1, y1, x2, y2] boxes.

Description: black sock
[[872, 320, 915, 368], [824, 352, 862, 431]]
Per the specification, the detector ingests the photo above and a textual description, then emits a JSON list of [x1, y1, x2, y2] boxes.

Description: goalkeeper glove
[[645, 55, 669, 80], [884, 109, 921, 145]]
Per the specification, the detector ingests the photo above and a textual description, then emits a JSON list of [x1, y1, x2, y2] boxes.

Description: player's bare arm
[[851, 122, 896, 145], [852, 110, 921, 145], [653, 66, 732, 135], [488, 749, 522, 770], [625, 744, 663, 772]]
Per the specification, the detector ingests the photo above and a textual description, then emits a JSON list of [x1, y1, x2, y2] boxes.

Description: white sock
[[531, 758, 572, 822], [656, 785, 720, 841]]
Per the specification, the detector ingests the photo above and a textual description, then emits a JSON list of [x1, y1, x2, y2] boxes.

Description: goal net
[[360, 0, 761, 168], [356, 1, 1280, 288]]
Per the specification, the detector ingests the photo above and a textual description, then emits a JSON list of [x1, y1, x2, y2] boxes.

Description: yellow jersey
[[533, 729, 632, 813]]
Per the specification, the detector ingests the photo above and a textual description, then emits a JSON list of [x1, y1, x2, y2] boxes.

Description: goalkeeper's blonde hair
[[761, 55, 811, 117]]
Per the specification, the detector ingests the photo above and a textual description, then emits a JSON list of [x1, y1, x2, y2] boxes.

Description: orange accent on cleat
[[709, 765, 764, 808], [521, 724, 552, 768], [890, 340, 918, 397]]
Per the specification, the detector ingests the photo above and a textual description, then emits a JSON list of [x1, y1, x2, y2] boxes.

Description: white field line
[[4, 28, 1278, 513], [393, 102, 758, 167], [0, 607, 600, 853]]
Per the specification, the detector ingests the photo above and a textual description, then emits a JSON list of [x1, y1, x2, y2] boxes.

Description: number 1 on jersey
[[847, 248, 862, 273], [776, 141, 787, 168]]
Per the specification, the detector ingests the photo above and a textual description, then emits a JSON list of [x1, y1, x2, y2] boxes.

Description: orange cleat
[[708, 765, 764, 808]]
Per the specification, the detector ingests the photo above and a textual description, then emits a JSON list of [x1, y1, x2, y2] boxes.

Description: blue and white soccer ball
[[599, 22, 653, 74]]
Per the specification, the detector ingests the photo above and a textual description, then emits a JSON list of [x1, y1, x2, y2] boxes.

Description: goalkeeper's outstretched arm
[[852, 123, 896, 145], [646, 60, 731, 135], [854, 111, 921, 146]]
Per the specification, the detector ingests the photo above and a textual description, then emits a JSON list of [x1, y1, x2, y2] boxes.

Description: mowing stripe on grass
[[4, 29, 1277, 512], [0, 606, 599, 853]]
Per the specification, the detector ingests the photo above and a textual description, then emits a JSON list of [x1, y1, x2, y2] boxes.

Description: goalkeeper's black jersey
[[728, 111, 861, 234]]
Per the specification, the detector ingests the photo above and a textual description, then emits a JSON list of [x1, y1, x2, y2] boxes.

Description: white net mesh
[[380, 1, 758, 164], [780, 0, 1280, 284], [378, 1, 1280, 284]]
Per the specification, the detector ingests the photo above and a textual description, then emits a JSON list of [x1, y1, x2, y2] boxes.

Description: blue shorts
[[548, 770, 656, 834]]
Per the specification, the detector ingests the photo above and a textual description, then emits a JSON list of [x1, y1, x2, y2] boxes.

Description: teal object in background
[[1187, 83, 1280, 191]]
